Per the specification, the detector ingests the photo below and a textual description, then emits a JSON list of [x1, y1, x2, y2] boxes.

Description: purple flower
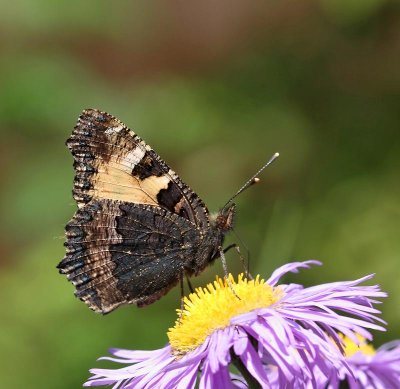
[[261, 336, 400, 388], [332, 336, 400, 388], [84, 261, 387, 388]]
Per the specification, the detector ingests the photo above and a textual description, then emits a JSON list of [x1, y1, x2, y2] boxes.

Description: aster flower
[[84, 260, 386, 388], [260, 335, 400, 388], [328, 335, 400, 388]]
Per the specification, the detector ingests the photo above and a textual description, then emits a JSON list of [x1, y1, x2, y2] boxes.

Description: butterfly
[[57, 109, 278, 314]]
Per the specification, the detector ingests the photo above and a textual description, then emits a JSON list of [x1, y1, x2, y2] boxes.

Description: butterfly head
[[215, 203, 236, 232]]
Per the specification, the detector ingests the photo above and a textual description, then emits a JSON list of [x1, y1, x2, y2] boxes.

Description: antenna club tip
[[274, 152, 280, 158]]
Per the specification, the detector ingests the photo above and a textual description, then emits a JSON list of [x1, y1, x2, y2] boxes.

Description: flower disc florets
[[168, 274, 283, 354]]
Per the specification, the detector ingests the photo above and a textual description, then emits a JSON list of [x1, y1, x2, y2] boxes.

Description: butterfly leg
[[186, 275, 194, 294], [223, 244, 253, 280], [179, 271, 185, 323], [219, 247, 241, 300]]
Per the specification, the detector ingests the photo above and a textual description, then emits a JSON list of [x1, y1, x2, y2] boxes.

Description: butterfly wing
[[67, 108, 209, 227], [58, 199, 202, 313], [59, 109, 214, 313]]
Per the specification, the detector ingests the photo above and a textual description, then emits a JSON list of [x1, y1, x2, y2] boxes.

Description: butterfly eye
[[216, 204, 236, 232]]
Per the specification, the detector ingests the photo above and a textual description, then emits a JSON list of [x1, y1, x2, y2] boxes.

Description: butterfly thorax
[[183, 204, 235, 278]]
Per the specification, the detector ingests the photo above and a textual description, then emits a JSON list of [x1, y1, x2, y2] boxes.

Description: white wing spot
[[124, 147, 146, 168], [105, 125, 124, 134]]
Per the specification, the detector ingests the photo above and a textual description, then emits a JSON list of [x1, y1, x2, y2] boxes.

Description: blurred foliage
[[0, 1, 399, 388]]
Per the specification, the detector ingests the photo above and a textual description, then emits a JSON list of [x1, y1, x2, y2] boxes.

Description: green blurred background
[[1, 1, 399, 387]]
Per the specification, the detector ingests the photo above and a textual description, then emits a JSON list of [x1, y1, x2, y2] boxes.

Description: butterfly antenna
[[222, 152, 279, 211]]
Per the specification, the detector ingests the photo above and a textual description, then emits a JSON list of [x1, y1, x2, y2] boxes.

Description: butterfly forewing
[[67, 109, 209, 226]]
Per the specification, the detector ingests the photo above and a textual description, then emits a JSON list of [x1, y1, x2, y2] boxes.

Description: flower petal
[[266, 260, 321, 286]]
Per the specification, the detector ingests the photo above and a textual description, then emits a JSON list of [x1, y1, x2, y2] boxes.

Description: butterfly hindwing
[[67, 108, 209, 227], [58, 199, 202, 314]]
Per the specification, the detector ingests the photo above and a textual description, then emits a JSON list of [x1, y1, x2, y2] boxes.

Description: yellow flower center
[[167, 274, 283, 354], [340, 334, 376, 357]]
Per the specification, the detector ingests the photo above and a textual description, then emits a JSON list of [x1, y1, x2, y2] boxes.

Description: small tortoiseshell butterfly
[[57, 109, 278, 314]]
